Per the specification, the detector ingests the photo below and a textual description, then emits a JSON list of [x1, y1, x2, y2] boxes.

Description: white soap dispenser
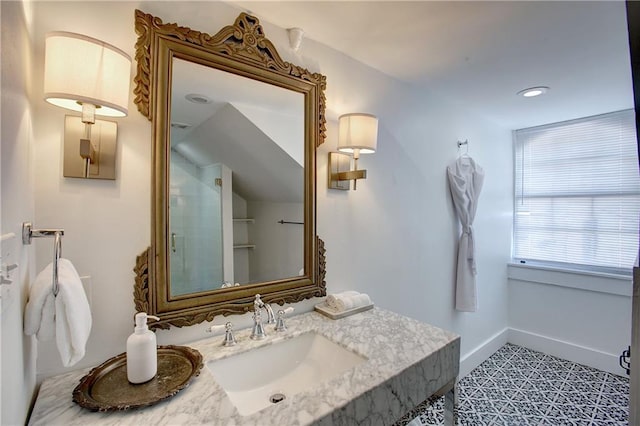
[[126, 312, 160, 384]]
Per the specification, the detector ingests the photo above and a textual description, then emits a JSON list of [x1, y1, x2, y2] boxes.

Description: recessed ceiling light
[[517, 86, 549, 98], [185, 93, 211, 104]]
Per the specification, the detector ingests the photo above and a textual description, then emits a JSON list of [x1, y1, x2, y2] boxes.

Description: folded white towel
[[24, 262, 56, 341], [334, 293, 372, 311], [326, 291, 359, 309], [326, 291, 372, 312], [24, 259, 92, 367]]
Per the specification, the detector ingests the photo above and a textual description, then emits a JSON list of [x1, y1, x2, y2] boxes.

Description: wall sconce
[[328, 113, 378, 190], [43, 32, 131, 180]]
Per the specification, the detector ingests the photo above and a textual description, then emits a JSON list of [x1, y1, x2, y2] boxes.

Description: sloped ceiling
[[170, 58, 304, 203], [173, 103, 304, 203]]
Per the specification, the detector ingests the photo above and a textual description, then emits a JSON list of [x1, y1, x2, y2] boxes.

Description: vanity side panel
[[314, 338, 460, 426]]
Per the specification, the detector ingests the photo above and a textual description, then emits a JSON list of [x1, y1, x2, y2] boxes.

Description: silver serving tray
[[72, 345, 203, 412]]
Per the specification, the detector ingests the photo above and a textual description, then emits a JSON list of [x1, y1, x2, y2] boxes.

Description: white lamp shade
[[44, 32, 131, 117], [338, 113, 378, 154]]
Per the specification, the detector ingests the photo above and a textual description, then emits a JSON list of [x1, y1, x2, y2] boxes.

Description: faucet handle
[[206, 321, 237, 347], [275, 307, 295, 332], [254, 293, 263, 306]]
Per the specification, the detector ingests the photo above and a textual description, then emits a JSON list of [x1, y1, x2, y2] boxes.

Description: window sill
[[507, 262, 632, 297]]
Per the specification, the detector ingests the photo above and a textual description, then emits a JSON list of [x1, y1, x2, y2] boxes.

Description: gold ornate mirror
[[133, 10, 326, 328]]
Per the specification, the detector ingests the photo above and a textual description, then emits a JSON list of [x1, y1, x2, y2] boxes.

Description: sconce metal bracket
[[63, 115, 117, 180], [328, 152, 367, 190], [336, 170, 367, 181]]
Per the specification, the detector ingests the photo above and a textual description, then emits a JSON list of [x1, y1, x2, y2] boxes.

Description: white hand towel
[[55, 259, 92, 367], [333, 293, 372, 312], [24, 262, 56, 341], [24, 259, 92, 367], [326, 291, 359, 309]]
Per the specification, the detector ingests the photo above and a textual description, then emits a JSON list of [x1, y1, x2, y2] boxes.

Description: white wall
[[1, 2, 38, 424], [232, 192, 250, 284], [30, 1, 152, 379], [247, 201, 304, 282], [316, 96, 512, 375], [508, 264, 632, 375], [27, 0, 512, 384]]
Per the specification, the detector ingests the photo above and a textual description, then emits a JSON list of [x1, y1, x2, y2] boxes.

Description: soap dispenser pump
[[126, 312, 160, 384]]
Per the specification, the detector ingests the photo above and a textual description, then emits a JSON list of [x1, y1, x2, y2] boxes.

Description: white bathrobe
[[447, 156, 485, 312]]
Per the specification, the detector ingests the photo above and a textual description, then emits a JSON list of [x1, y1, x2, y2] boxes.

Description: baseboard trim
[[459, 328, 509, 378], [508, 328, 626, 377], [458, 327, 627, 378]]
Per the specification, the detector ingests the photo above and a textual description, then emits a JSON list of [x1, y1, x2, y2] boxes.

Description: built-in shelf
[[233, 244, 256, 249], [233, 218, 255, 224]]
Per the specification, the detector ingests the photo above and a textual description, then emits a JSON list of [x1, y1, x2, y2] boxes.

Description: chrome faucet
[[250, 294, 275, 340], [206, 321, 237, 347]]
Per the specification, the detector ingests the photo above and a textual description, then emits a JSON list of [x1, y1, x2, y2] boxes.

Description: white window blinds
[[514, 109, 640, 273]]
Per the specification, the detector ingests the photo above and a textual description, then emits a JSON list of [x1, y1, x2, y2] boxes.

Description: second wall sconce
[[43, 32, 131, 180], [328, 113, 378, 190]]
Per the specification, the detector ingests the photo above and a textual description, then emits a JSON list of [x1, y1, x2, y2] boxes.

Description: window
[[513, 109, 640, 273]]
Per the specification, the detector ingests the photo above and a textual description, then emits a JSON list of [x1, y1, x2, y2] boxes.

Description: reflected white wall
[[247, 201, 304, 282]]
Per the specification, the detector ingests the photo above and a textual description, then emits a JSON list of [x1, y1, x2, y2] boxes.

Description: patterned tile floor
[[405, 343, 629, 425]]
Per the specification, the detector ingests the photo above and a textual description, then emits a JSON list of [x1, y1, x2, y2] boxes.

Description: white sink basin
[[206, 331, 367, 416]]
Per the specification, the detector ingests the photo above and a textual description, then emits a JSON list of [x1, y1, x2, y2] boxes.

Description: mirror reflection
[[169, 59, 305, 297], [133, 9, 326, 328]]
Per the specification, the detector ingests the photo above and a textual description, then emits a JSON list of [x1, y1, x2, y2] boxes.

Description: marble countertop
[[29, 307, 460, 425]]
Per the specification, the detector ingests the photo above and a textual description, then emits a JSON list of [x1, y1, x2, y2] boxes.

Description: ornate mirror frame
[[133, 10, 326, 329]]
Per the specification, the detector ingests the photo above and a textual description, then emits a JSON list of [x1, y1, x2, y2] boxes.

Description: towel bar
[[277, 220, 303, 225], [22, 222, 65, 296]]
